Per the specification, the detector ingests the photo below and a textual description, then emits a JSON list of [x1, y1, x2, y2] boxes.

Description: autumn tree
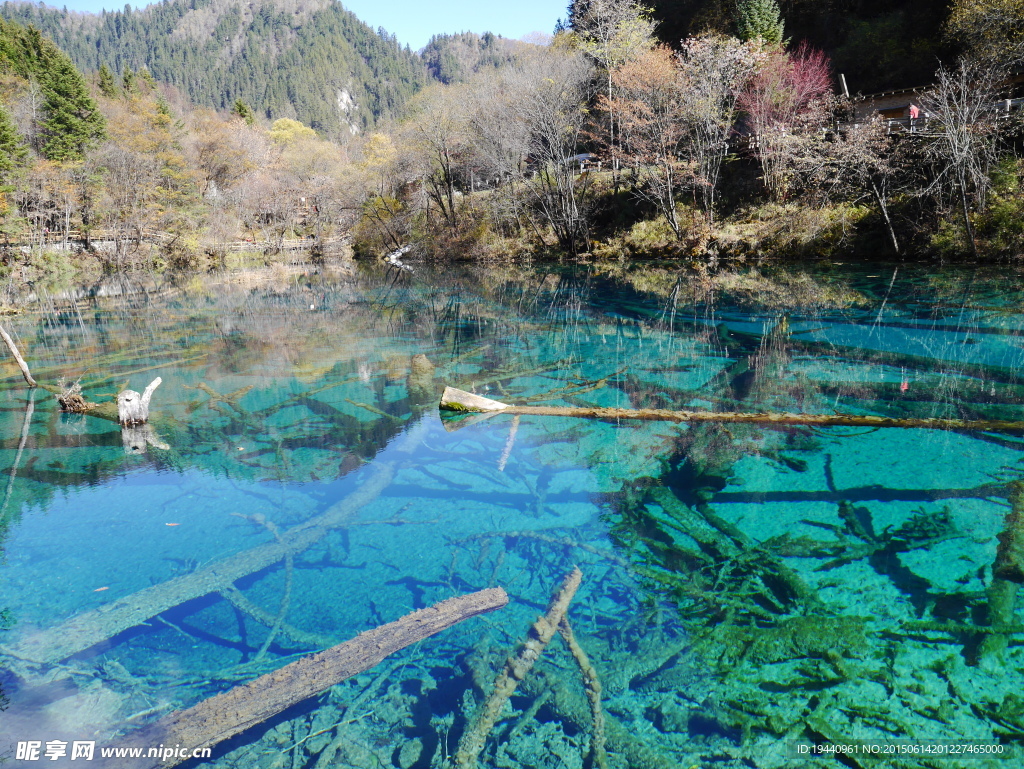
[[402, 83, 473, 230], [188, 111, 257, 197], [98, 90, 200, 264], [353, 131, 415, 252], [567, 0, 656, 179], [605, 46, 693, 236], [947, 0, 1024, 64], [276, 121, 347, 255], [738, 42, 833, 200]]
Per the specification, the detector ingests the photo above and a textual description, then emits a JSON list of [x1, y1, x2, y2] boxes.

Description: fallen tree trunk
[[106, 587, 509, 769], [453, 567, 582, 769], [0, 462, 395, 666], [0, 323, 37, 387], [439, 387, 1024, 432]]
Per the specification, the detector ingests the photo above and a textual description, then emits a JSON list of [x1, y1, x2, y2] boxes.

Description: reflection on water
[[1, 261, 1023, 768]]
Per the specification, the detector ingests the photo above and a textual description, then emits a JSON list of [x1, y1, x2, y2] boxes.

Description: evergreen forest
[[0, 0, 428, 136]]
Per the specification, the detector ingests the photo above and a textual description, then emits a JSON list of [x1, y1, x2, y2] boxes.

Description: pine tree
[[735, 0, 785, 46], [39, 57, 106, 161], [232, 98, 255, 125], [0, 104, 27, 177], [0, 104, 26, 221], [0, 18, 106, 162], [97, 62, 118, 97]]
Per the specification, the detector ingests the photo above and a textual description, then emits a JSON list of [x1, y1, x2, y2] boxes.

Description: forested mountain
[[421, 32, 532, 85], [0, 0, 428, 137], [647, 0, 957, 94], [0, 16, 104, 163]]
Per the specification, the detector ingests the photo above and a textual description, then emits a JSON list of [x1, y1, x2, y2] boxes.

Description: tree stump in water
[[117, 377, 162, 426], [121, 424, 170, 454]]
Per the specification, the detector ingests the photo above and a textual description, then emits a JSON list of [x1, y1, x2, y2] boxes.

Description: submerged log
[[439, 386, 1024, 432], [558, 617, 608, 769], [108, 587, 509, 769], [453, 567, 582, 769], [0, 462, 396, 666], [981, 482, 1024, 662], [994, 481, 1024, 584]]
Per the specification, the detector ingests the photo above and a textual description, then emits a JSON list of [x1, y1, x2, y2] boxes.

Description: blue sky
[[58, 0, 567, 50]]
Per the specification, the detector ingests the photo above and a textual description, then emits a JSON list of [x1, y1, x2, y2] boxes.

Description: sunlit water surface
[[1, 261, 1023, 768]]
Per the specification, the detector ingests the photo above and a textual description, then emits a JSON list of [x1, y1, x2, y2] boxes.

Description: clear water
[[1, 262, 1023, 768]]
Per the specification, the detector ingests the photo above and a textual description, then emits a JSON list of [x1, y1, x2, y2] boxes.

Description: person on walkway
[[908, 103, 920, 131]]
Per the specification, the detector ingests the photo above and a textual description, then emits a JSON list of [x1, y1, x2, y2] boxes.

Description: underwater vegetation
[[0, 262, 1022, 768]]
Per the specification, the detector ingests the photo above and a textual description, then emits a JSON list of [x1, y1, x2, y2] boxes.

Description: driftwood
[[107, 587, 509, 769], [439, 386, 1024, 432], [453, 567, 582, 769], [0, 462, 395, 666], [1, 325, 165, 428], [0, 323, 36, 387]]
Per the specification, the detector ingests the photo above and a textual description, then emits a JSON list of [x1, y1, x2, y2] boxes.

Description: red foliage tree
[[738, 43, 833, 199]]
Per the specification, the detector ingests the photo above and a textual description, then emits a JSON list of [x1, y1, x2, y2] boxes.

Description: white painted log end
[[439, 386, 510, 413]]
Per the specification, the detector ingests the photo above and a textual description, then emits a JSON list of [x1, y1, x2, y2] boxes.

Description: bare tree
[[464, 68, 538, 240], [676, 34, 762, 218], [786, 104, 904, 254], [568, 0, 657, 182], [919, 57, 1008, 257], [402, 83, 473, 230], [512, 48, 596, 254]]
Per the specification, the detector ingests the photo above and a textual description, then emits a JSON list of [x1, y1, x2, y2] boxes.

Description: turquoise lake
[[1, 261, 1023, 768]]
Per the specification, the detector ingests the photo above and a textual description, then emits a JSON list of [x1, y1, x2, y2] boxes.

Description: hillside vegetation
[[3, 0, 1024, 275], [0, 0, 427, 137], [421, 31, 534, 84]]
